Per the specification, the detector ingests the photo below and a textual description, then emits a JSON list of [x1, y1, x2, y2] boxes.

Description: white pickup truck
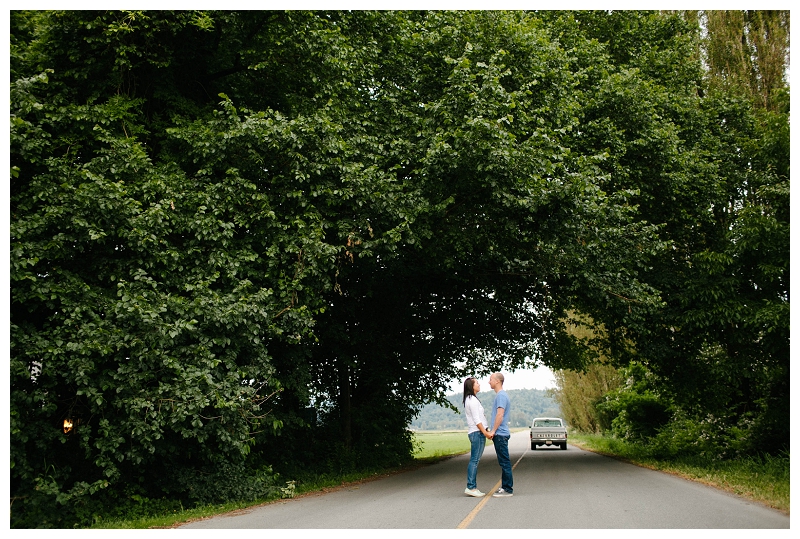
[[530, 417, 568, 450]]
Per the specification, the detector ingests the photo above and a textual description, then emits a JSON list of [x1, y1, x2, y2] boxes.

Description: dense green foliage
[[410, 388, 560, 431], [10, 10, 788, 528], [551, 10, 789, 463]]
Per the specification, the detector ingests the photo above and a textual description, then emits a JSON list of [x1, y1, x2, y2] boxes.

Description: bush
[[596, 363, 671, 440], [11, 482, 184, 529], [166, 460, 283, 506], [11, 456, 287, 529], [647, 413, 722, 458]]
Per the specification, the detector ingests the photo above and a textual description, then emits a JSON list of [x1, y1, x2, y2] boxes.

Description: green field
[[410, 430, 535, 459], [413, 430, 475, 459]]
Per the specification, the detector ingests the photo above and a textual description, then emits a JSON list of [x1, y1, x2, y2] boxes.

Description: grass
[[90, 499, 266, 529], [568, 432, 790, 514], [412, 430, 491, 458]]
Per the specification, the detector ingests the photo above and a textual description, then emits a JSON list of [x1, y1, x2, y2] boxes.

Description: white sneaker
[[492, 488, 513, 497], [464, 488, 485, 497]]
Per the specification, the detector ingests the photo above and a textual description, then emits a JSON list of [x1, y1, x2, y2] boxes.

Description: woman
[[463, 377, 492, 497]]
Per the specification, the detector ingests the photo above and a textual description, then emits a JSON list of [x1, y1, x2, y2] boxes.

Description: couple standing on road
[[462, 373, 513, 498]]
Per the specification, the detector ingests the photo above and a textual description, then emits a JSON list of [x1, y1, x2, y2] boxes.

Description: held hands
[[484, 429, 494, 440]]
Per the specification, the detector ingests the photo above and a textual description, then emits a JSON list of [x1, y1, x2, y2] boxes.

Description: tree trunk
[[339, 360, 352, 449]]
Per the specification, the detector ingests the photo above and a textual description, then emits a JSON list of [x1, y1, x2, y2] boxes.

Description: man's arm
[[490, 407, 504, 437]]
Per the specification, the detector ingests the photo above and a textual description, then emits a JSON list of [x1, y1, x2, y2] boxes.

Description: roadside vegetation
[[88, 466, 417, 529], [90, 499, 272, 530], [568, 433, 790, 514], [89, 468, 397, 529], [553, 351, 790, 515]]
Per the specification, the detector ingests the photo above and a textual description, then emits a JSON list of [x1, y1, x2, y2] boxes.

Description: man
[[488, 372, 513, 497]]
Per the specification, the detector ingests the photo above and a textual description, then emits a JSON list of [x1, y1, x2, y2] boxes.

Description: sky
[[447, 365, 556, 395]]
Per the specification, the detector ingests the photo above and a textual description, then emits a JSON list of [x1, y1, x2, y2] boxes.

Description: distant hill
[[409, 388, 561, 431]]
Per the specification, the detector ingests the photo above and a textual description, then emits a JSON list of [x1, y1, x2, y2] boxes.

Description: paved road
[[180, 431, 789, 529]]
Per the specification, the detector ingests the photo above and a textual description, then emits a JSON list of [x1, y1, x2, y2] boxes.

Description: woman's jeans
[[467, 430, 486, 490]]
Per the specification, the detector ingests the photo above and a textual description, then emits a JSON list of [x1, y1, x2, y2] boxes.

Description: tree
[[702, 10, 790, 111], [10, 11, 342, 523], [554, 363, 622, 434]]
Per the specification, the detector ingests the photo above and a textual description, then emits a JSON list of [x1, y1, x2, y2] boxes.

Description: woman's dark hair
[[462, 377, 476, 406]]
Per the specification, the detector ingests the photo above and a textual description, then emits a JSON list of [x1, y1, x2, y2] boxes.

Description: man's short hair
[[492, 372, 505, 384]]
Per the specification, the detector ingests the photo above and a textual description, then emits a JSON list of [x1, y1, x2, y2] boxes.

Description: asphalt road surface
[[180, 430, 789, 529]]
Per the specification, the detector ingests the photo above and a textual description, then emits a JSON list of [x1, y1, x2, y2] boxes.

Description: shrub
[[166, 460, 282, 506]]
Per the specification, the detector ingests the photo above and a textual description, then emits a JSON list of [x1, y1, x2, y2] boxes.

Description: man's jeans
[[467, 431, 486, 490], [493, 435, 513, 493]]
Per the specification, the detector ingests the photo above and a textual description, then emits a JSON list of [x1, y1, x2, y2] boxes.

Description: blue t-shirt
[[491, 390, 511, 436]]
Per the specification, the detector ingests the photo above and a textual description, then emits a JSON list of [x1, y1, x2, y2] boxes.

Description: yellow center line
[[456, 448, 528, 529]]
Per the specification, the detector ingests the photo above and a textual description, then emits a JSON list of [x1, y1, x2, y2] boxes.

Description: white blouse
[[464, 395, 488, 434]]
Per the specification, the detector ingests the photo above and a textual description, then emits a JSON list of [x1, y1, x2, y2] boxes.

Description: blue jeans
[[467, 431, 486, 490], [493, 435, 513, 493]]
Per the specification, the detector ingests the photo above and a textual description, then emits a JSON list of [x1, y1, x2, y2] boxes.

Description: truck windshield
[[533, 420, 562, 427]]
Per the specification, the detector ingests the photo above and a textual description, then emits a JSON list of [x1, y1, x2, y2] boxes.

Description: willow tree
[[702, 10, 790, 111]]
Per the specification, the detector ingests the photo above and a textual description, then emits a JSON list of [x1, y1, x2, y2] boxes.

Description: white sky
[[447, 365, 556, 395]]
